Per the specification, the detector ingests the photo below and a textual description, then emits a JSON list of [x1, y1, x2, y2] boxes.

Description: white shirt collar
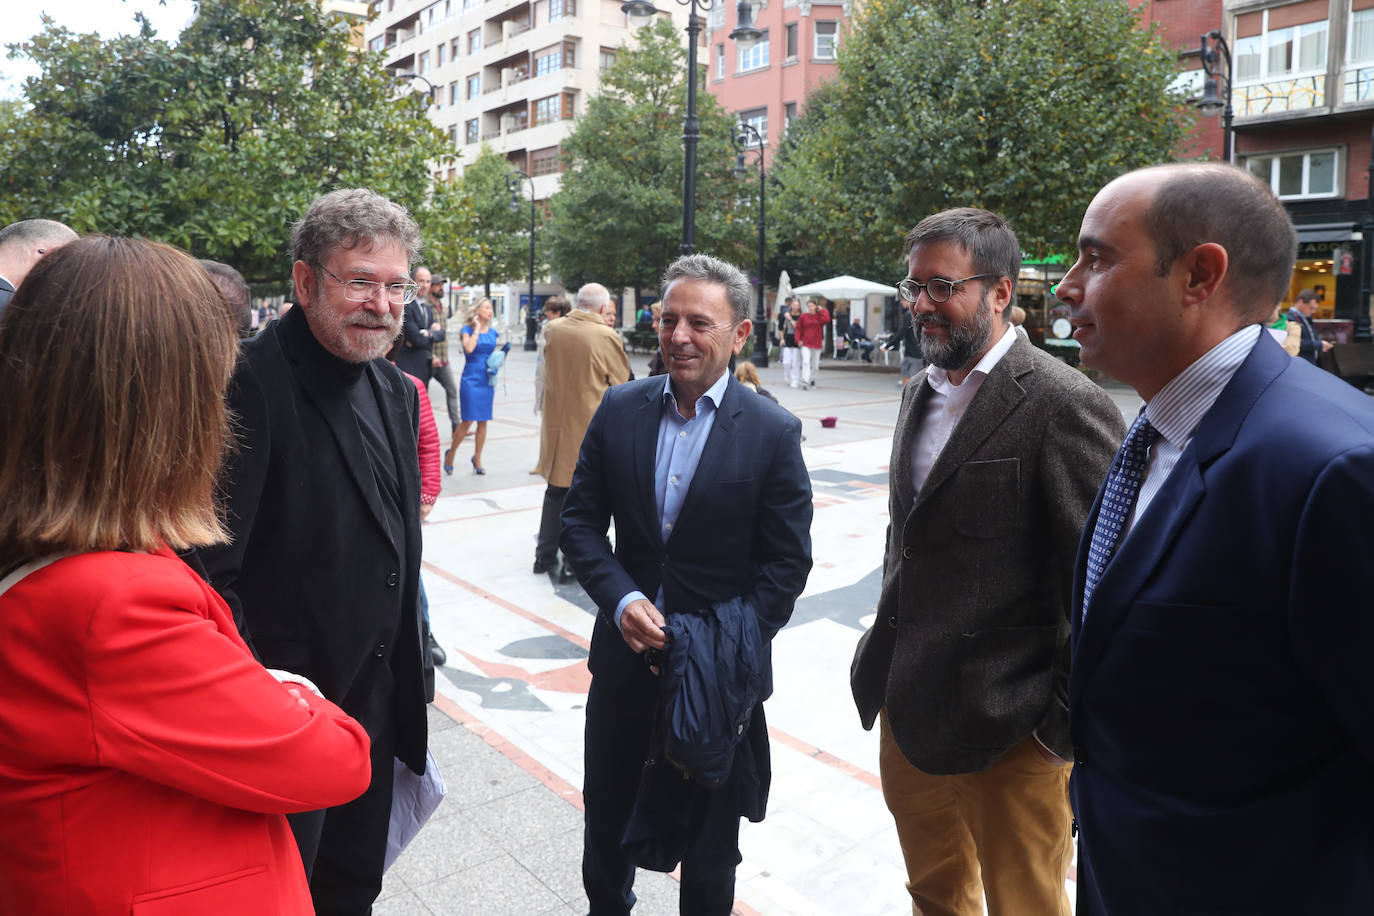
[[1144, 324, 1261, 448]]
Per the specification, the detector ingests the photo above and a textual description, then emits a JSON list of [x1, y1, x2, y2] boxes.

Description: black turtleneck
[[280, 306, 404, 554]]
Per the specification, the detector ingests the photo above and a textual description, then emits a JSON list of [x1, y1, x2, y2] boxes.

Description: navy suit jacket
[[561, 374, 813, 692], [1069, 332, 1374, 914]]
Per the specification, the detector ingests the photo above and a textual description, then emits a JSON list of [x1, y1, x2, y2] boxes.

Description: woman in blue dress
[[445, 298, 503, 475]]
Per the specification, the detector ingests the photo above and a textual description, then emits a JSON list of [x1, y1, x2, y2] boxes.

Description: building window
[[532, 145, 562, 176], [785, 23, 798, 60], [784, 101, 797, 132], [535, 42, 576, 76], [464, 0, 476, 8], [465, 119, 479, 144], [814, 21, 837, 60], [451, 38, 461, 60], [550, 0, 575, 21], [716, 43, 725, 79], [1354, 7, 1374, 65], [1244, 149, 1340, 199], [600, 47, 617, 72], [737, 32, 769, 73], [467, 74, 481, 99], [450, 81, 460, 105], [533, 92, 574, 125], [369, 35, 386, 53], [468, 29, 482, 54], [436, 44, 445, 67], [1234, 6, 1327, 83], [418, 51, 431, 74], [739, 107, 767, 146], [448, 125, 458, 145]]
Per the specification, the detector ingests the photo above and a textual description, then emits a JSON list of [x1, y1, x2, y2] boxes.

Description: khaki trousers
[[878, 710, 1073, 916]]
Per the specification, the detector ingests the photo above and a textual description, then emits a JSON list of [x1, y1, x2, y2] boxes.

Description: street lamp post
[[1197, 30, 1234, 163], [732, 120, 768, 368], [507, 169, 538, 351], [620, 0, 762, 255], [395, 71, 437, 102]]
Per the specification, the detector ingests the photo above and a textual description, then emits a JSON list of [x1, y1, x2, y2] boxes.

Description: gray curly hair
[[291, 188, 422, 268]]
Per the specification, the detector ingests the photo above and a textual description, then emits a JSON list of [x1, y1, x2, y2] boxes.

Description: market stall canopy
[[790, 275, 898, 299]]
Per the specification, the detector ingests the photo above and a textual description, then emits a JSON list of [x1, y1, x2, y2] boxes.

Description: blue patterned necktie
[[1082, 413, 1161, 618]]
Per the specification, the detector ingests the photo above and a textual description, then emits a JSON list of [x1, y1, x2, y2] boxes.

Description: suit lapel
[[916, 342, 1030, 508], [633, 377, 669, 533], [369, 363, 412, 556], [891, 372, 932, 517], [1073, 334, 1289, 679]]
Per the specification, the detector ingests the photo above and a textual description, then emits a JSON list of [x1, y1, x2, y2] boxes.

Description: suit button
[[373, 643, 386, 657], [387, 572, 399, 586], [901, 546, 914, 559], [1073, 748, 1089, 766], [886, 615, 898, 628]]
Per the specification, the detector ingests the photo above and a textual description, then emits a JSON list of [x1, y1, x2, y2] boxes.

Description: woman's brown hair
[[0, 237, 239, 567]]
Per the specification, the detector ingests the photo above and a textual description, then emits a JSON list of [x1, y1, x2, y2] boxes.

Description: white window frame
[[814, 21, 837, 60], [737, 32, 770, 73], [716, 43, 725, 79], [1242, 147, 1342, 200], [1233, 10, 1328, 85]]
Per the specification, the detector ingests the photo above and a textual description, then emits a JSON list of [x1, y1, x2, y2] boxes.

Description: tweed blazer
[[851, 337, 1124, 774]]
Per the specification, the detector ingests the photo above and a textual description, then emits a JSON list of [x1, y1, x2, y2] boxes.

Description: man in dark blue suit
[[1055, 162, 1374, 914], [561, 253, 813, 915]]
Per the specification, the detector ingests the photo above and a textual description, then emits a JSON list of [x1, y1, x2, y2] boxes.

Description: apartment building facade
[[703, 0, 851, 164]]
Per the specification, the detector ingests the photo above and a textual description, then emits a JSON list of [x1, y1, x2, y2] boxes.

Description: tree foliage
[[545, 17, 756, 292], [770, 0, 1190, 281], [0, 0, 448, 285], [435, 145, 540, 298]]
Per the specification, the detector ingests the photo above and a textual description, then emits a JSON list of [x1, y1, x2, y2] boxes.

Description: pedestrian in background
[[395, 266, 443, 386], [1286, 288, 1332, 364], [0, 236, 371, 914], [533, 283, 629, 582], [0, 218, 76, 313], [426, 276, 461, 433], [534, 295, 572, 416], [199, 258, 255, 340], [447, 297, 507, 475], [797, 296, 830, 387], [851, 208, 1124, 916], [777, 297, 802, 388]]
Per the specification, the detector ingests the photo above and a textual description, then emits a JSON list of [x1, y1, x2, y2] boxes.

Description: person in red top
[[797, 296, 831, 387], [400, 368, 449, 667], [0, 237, 371, 915]]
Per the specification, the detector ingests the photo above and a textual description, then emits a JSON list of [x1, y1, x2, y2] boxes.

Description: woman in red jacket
[[0, 238, 372, 915], [796, 296, 831, 387]]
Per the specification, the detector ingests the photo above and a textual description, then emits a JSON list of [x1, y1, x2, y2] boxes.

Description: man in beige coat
[[535, 282, 631, 581]]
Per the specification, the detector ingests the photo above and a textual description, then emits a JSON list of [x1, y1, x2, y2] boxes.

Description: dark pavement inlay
[[444, 669, 551, 712], [788, 564, 882, 630]]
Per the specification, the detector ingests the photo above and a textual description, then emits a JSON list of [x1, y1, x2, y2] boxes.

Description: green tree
[[443, 145, 539, 299], [545, 17, 756, 294], [770, 0, 1190, 281], [0, 0, 448, 285]]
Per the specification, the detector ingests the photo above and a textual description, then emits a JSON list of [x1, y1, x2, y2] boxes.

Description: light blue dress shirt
[[613, 370, 731, 628]]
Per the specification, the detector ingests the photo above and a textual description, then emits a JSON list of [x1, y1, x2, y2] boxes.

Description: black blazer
[[197, 306, 428, 773], [395, 297, 439, 382]]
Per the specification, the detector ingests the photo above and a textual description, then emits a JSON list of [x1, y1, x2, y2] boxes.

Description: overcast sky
[[1, 0, 198, 100]]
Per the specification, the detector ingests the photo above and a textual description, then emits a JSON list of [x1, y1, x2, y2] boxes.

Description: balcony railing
[[1233, 75, 1326, 117], [1341, 65, 1374, 104]]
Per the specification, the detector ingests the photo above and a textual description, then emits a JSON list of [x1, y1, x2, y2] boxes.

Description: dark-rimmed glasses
[[897, 274, 996, 304], [317, 264, 417, 304]]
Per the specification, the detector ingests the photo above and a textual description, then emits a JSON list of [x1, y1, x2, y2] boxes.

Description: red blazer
[[0, 548, 372, 915], [797, 307, 830, 349]]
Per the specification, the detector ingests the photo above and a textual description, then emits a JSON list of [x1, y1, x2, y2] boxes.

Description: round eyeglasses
[[897, 274, 996, 304], [317, 264, 418, 304]]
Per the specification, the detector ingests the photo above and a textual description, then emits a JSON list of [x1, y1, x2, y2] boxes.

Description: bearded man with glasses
[[849, 207, 1124, 916], [197, 189, 432, 916]]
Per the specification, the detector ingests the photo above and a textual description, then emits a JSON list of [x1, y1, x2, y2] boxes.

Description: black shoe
[[533, 558, 552, 574], [428, 633, 447, 667]]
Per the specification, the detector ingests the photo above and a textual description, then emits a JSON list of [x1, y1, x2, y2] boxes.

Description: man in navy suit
[[1055, 162, 1374, 914], [561, 253, 813, 915]]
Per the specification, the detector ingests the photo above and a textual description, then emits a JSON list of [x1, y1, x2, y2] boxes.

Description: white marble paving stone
[[737, 807, 857, 884]]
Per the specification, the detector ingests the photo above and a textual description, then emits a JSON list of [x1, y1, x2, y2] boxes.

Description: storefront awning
[[1296, 223, 1358, 243]]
